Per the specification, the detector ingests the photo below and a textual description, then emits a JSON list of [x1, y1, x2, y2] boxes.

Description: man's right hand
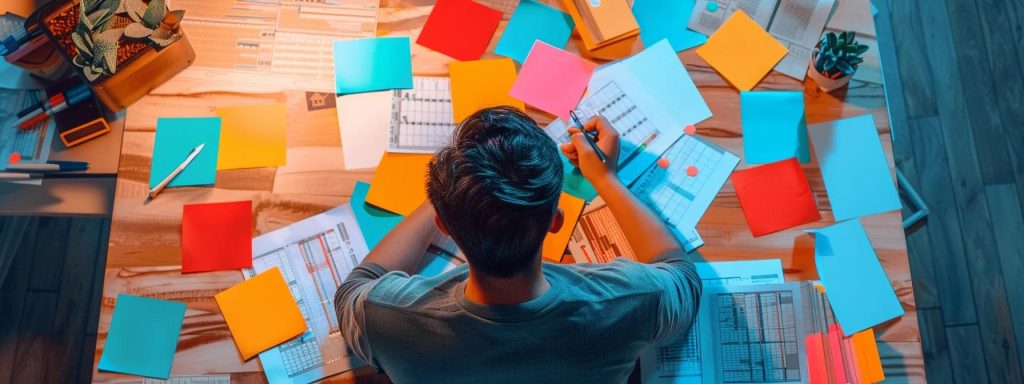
[[560, 115, 620, 187]]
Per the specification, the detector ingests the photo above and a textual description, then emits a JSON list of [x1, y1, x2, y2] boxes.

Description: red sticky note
[[416, 0, 503, 61], [731, 158, 820, 237], [826, 324, 849, 382], [804, 333, 828, 384], [181, 200, 253, 273]]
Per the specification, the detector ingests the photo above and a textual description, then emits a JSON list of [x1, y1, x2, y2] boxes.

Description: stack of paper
[[571, 0, 639, 49]]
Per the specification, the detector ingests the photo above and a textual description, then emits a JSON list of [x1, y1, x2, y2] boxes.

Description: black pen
[[569, 110, 607, 163]]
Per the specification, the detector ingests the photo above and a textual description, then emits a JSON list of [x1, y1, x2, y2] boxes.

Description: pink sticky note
[[181, 200, 253, 273], [509, 41, 596, 120], [804, 333, 828, 384], [827, 324, 849, 382]]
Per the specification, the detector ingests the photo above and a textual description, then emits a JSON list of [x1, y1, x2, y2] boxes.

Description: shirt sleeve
[[335, 262, 390, 366], [641, 250, 703, 343]]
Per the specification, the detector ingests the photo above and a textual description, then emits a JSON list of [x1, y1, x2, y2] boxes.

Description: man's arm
[[359, 201, 438, 274]]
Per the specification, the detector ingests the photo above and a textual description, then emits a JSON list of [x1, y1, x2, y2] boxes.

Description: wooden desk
[[94, 0, 924, 382]]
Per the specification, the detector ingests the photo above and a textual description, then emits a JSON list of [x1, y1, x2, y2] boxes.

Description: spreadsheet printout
[[567, 205, 703, 264], [388, 77, 456, 154]]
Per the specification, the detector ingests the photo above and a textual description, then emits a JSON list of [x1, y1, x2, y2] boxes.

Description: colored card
[[542, 192, 586, 262], [337, 91, 391, 170], [510, 41, 597, 120], [804, 333, 829, 384], [215, 267, 307, 360], [731, 158, 821, 237], [632, 0, 707, 52], [416, 0, 503, 61], [149, 117, 221, 189], [333, 37, 413, 95], [561, 155, 598, 202], [740, 91, 810, 164], [98, 294, 186, 379], [810, 219, 904, 336], [695, 10, 787, 91], [215, 104, 287, 170], [449, 59, 525, 122], [494, 0, 575, 63], [365, 152, 433, 216], [852, 329, 885, 382], [808, 114, 901, 221], [351, 181, 403, 250], [181, 200, 253, 273]]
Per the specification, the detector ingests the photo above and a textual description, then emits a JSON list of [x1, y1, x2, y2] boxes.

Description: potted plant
[[807, 31, 868, 92]]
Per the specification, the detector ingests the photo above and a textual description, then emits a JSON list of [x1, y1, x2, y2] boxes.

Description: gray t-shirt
[[335, 253, 701, 384]]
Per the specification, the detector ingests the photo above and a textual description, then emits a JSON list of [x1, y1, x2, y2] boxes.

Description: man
[[336, 107, 701, 383]]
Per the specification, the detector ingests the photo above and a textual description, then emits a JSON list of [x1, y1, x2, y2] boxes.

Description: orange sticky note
[[365, 152, 433, 216], [695, 10, 787, 91], [215, 267, 306, 360], [852, 329, 885, 382], [215, 103, 288, 170], [449, 58, 525, 122], [541, 192, 586, 262]]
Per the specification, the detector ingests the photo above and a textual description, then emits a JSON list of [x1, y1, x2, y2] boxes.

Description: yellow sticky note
[[449, 58, 525, 122], [365, 152, 433, 216], [542, 192, 586, 262], [215, 267, 306, 360], [215, 103, 288, 170], [695, 10, 788, 91]]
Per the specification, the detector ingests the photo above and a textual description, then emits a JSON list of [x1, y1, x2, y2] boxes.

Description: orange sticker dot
[[685, 125, 697, 135], [686, 166, 698, 177], [8, 152, 21, 165], [657, 157, 670, 168]]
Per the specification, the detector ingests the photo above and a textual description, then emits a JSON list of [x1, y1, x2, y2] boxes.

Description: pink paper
[[827, 324, 849, 382], [804, 333, 828, 384], [509, 41, 596, 120]]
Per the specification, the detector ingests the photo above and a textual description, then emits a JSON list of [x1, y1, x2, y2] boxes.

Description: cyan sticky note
[[810, 219, 904, 336], [98, 294, 186, 379], [561, 155, 598, 202], [494, 0, 575, 63], [632, 0, 707, 52], [808, 115, 901, 220], [333, 37, 413, 95], [149, 117, 221, 189], [741, 91, 810, 164], [351, 181, 404, 249]]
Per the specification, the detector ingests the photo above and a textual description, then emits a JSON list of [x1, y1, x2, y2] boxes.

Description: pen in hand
[[569, 110, 607, 163]]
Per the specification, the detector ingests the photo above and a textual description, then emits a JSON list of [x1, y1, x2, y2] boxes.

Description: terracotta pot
[[807, 56, 852, 92]]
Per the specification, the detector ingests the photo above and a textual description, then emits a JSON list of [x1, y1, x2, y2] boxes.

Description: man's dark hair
[[427, 106, 564, 278]]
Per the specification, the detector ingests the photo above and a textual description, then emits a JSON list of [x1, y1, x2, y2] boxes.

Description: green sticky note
[[351, 181, 404, 249], [494, 0, 575, 63], [740, 91, 810, 164], [333, 37, 414, 95], [149, 117, 221, 189], [561, 155, 598, 202], [632, 0, 707, 52], [98, 294, 186, 379]]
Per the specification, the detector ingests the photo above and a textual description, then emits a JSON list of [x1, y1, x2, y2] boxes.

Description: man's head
[[427, 106, 564, 278]]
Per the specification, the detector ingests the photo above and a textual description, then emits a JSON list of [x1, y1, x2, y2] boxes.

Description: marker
[[0, 172, 42, 180], [568, 110, 607, 163], [13, 83, 92, 130], [147, 143, 205, 200], [5, 160, 89, 172]]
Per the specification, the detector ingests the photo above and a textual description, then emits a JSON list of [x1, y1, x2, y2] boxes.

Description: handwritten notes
[[417, 0, 503, 61], [333, 37, 413, 95], [695, 10, 787, 91], [731, 158, 821, 237], [149, 117, 221, 189], [449, 59, 524, 122], [181, 200, 252, 273], [215, 267, 307, 360], [215, 104, 287, 170], [510, 41, 597, 120], [98, 294, 186, 379]]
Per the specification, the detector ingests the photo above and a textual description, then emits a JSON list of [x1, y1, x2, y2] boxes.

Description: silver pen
[[147, 143, 205, 200]]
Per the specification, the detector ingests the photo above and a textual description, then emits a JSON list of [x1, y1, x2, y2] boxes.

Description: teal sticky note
[[632, 0, 707, 52], [149, 117, 221, 189], [811, 219, 904, 336], [333, 37, 414, 95], [98, 294, 186, 379], [561, 155, 598, 202], [351, 181, 404, 249], [494, 0, 575, 63], [808, 114, 901, 220], [740, 91, 810, 164]]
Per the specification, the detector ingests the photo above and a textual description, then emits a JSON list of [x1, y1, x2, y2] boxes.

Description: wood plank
[[0, 216, 32, 289], [0, 217, 39, 383], [916, 309, 954, 384], [888, 0, 938, 118], [985, 183, 1024, 377], [85, 218, 112, 335], [26, 217, 72, 292], [946, 325, 991, 383], [878, 341, 927, 383], [9, 291, 58, 383]]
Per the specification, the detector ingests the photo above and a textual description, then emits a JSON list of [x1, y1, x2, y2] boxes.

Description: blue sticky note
[[741, 91, 810, 164], [351, 181, 404, 249], [494, 0, 575, 63], [333, 37, 413, 95], [811, 219, 904, 336], [632, 0, 707, 52], [561, 155, 598, 202], [149, 117, 221, 189], [808, 115, 901, 220], [98, 294, 186, 379]]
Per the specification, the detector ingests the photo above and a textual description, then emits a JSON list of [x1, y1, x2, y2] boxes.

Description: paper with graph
[[387, 77, 456, 154]]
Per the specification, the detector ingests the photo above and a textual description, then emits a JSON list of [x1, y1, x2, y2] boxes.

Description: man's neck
[[464, 259, 549, 305]]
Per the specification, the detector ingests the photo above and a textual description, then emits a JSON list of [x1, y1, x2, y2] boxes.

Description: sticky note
[[561, 155, 598, 201], [365, 152, 433, 216], [695, 10, 787, 91], [808, 115, 901, 221], [542, 192, 586, 262], [804, 333, 828, 384], [852, 329, 885, 382], [810, 219, 904, 335], [510, 41, 597, 120], [215, 267, 306, 360], [333, 37, 413, 95], [632, 0, 707, 52], [740, 91, 810, 164], [181, 200, 253, 273], [351, 181, 403, 250], [731, 158, 821, 237], [449, 59, 525, 122], [495, 0, 575, 63], [149, 117, 221, 189], [826, 325, 849, 381], [214, 104, 287, 170], [98, 294, 186, 379], [337, 91, 391, 170], [416, 0, 503, 61]]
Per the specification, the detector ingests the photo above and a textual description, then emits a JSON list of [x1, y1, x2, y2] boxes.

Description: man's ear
[[549, 208, 564, 234], [434, 215, 450, 236]]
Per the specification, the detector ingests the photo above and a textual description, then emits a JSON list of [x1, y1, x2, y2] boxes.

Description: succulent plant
[[813, 31, 868, 79], [70, 0, 186, 82], [122, 0, 185, 48]]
